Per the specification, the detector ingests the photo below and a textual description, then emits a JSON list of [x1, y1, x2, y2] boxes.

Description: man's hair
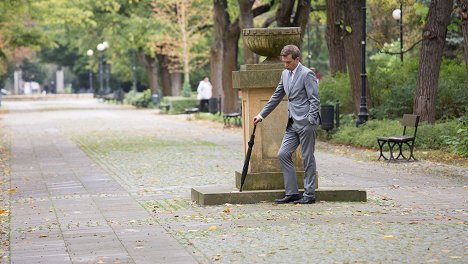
[[280, 45, 301, 59]]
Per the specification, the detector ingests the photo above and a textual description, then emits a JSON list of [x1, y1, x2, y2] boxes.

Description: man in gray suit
[[253, 44, 320, 204]]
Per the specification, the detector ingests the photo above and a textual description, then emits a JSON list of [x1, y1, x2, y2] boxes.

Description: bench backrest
[[401, 114, 420, 137]]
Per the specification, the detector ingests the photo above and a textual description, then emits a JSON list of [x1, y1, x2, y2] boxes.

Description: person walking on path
[[253, 44, 320, 204], [197, 76, 212, 112]]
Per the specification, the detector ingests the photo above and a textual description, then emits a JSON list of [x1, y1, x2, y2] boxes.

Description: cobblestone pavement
[[0, 99, 467, 264]]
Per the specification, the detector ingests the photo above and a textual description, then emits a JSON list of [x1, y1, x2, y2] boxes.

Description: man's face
[[281, 54, 299, 71]]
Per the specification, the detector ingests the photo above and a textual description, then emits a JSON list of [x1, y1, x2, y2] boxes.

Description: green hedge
[[322, 117, 466, 156], [124, 89, 153, 108], [162, 95, 198, 114]]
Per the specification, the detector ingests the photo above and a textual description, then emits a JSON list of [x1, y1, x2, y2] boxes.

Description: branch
[[368, 35, 423, 55], [252, 1, 274, 17], [262, 16, 276, 27], [310, 5, 326, 12]]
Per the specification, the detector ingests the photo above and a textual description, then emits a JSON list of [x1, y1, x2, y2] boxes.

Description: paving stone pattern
[[1, 99, 467, 264]]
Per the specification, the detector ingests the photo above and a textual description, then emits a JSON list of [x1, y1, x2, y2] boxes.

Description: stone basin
[[242, 27, 301, 63]]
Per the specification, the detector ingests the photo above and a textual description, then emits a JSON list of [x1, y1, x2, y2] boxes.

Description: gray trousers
[[277, 121, 317, 198]]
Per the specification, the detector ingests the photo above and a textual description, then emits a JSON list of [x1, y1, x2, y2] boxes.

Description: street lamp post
[[102, 41, 110, 93], [392, 4, 403, 62], [356, 0, 369, 127], [86, 49, 94, 93], [97, 42, 108, 97], [131, 49, 137, 92]]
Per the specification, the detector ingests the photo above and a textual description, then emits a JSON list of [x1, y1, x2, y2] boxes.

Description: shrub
[[441, 116, 468, 157], [124, 89, 153, 108], [436, 59, 468, 119], [368, 55, 419, 119], [318, 73, 354, 114], [162, 95, 198, 114]]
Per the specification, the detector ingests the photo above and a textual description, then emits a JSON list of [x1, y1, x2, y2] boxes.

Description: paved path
[[3, 101, 199, 263], [1, 99, 467, 264]]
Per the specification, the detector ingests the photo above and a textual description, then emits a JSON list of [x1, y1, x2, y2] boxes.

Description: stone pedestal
[[232, 63, 311, 190]]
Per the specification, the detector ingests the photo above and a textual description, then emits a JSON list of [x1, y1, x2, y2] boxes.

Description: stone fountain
[[191, 28, 366, 205]]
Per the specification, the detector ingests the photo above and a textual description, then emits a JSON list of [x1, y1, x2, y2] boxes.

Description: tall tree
[[342, 0, 372, 114], [325, 0, 347, 76], [457, 0, 468, 79], [210, 0, 228, 100], [223, 19, 241, 113], [414, 0, 453, 123], [0, 0, 56, 80], [138, 51, 160, 95], [212, 0, 272, 113], [152, 0, 212, 97], [238, 0, 258, 64]]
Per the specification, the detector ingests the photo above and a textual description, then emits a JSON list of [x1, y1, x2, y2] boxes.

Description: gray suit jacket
[[260, 63, 320, 129]]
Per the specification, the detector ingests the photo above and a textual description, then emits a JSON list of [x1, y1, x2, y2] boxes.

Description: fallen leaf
[[383, 235, 395, 240], [222, 208, 231, 213], [7, 188, 16, 194], [0, 210, 9, 216], [212, 254, 221, 261], [39, 234, 48, 238], [208, 225, 218, 231]]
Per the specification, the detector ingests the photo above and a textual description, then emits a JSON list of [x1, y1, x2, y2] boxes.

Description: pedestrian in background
[[197, 76, 212, 112], [254, 44, 320, 205], [310, 67, 321, 85]]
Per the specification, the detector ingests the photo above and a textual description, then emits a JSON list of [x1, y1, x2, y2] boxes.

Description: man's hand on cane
[[253, 115, 263, 125]]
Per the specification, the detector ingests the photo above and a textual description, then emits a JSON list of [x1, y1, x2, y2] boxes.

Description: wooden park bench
[[184, 107, 199, 119], [223, 112, 241, 127], [377, 114, 420, 161], [158, 103, 170, 113]]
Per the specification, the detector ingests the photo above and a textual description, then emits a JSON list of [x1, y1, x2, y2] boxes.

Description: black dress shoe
[[274, 194, 302, 204], [293, 196, 316, 204]]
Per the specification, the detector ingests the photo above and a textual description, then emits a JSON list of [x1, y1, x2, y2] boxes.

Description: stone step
[[191, 185, 367, 206]]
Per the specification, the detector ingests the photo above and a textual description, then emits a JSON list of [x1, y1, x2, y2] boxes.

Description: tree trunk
[[458, 0, 468, 79], [276, 0, 295, 27], [275, 0, 311, 49], [170, 72, 182, 96], [177, 0, 191, 96], [293, 0, 311, 48], [210, 0, 228, 99], [326, 0, 347, 76], [158, 55, 172, 96], [342, 0, 372, 114], [223, 20, 241, 113], [238, 0, 258, 64], [414, 0, 453, 123], [138, 51, 159, 95]]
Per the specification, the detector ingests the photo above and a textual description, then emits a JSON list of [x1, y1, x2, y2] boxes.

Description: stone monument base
[[234, 171, 319, 190], [191, 185, 367, 206]]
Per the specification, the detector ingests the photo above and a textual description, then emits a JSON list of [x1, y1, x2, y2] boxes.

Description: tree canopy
[[0, 0, 466, 122]]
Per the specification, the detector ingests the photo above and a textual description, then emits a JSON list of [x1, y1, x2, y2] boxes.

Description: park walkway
[[0, 99, 467, 263]]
